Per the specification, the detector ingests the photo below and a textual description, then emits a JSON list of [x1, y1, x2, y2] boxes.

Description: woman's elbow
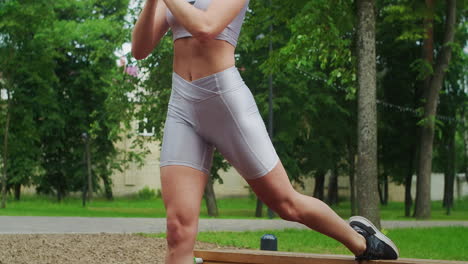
[[131, 47, 149, 61], [192, 23, 219, 41], [132, 51, 146, 61]]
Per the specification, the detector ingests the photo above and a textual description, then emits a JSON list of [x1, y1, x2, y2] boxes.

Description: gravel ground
[[0, 234, 226, 264]]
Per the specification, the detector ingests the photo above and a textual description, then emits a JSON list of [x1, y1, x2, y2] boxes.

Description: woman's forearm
[[163, 0, 212, 39], [132, 0, 163, 60], [163, 0, 247, 41]]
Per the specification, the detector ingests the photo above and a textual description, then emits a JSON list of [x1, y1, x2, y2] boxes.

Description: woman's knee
[[166, 213, 198, 249], [271, 194, 302, 223]]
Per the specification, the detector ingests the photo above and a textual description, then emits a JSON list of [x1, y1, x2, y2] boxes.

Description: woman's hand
[[163, 0, 247, 40]]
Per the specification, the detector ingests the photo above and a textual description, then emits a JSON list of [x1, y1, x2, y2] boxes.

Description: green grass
[[0, 195, 282, 218], [147, 227, 468, 261], [331, 198, 468, 220], [0, 195, 167, 218], [1, 194, 468, 220], [0, 195, 266, 218]]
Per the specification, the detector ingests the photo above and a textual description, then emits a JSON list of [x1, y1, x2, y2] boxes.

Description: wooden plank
[[194, 249, 468, 264], [195, 249, 356, 264], [202, 262, 234, 264]]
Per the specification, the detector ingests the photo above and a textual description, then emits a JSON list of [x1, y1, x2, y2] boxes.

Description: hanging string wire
[[296, 67, 465, 125]]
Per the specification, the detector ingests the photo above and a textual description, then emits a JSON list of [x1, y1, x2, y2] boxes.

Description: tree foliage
[[0, 0, 132, 202], [0, 0, 466, 219]]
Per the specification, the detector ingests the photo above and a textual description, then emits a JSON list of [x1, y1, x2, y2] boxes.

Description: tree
[[415, 0, 457, 219], [0, 0, 132, 202], [204, 152, 231, 217], [0, 0, 57, 204], [249, 0, 356, 186], [465, 112, 468, 182], [327, 166, 339, 205], [434, 22, 468, 214], [439, 109, 457, 215], [32, 0, 131, 201], [376, 0, 466, 218], [241, 0, 358, 215], [356, 0, 381, 228], [313, 169, 326, 201], [1, 86, 10, 208], [376, 5, 422, 214]]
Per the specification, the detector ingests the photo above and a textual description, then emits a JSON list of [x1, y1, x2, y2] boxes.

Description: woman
[[131, 1, 399, 263]]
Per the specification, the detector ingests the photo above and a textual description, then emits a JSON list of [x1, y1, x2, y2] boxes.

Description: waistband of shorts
[[172, 66, 245, 97]]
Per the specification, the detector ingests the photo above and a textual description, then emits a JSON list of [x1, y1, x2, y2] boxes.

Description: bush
[[137, 186, 157, 200]]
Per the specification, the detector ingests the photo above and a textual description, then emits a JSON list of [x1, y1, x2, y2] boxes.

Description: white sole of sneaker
[[349, 216, 400, 258]]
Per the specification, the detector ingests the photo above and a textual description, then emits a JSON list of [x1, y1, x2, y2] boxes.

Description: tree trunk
[[356, 0, 381, 228], [443, 125, 456, 215], [377, 182, 382, 204], [409, 76, 422, 218], [102, 173, 113, 201], [378, 172, 388, 206], [85, 138, 93, 201], [255, 198, 263, 218], [464, 108, 468, 183], [267, 207, 275, 219], [14, 184, 20, 201], [347, 140, 357, 216], [57, 185, 63, 202], [404, 170, 413, 217], [1, 91, 11, 209], [415, 0, 435, 220], [313, 169, 325, 201], [415, 0, 457, 219], [327, 167, 339, 206], [204, 176, 218, 217], [385, 177, 389, 205], [405, 143, 416, 217], [349, 153, 357, 216], [383, 172, 388, 205]]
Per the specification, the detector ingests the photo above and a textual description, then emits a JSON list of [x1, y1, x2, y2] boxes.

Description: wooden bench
[[194, 249, 467, 264]]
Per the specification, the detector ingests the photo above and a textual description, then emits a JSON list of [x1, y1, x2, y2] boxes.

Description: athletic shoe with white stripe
[[349, 216, 399, 260]]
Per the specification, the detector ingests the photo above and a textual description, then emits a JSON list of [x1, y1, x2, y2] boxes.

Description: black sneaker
[[349, 216, 399, 260]]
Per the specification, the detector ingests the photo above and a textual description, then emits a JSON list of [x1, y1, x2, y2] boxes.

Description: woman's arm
[[132, 0, 170, 60], [163, 0, 247, 40]]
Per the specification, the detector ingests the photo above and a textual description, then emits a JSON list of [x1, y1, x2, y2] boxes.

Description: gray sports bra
[[166, 0, 249, 47]]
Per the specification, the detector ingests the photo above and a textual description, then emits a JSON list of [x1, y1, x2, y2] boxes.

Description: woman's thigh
[[246, 161, 296, 208], [199, 86, 279, 180]]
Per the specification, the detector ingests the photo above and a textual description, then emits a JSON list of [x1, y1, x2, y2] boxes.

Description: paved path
[[1, 216, 467, 234]]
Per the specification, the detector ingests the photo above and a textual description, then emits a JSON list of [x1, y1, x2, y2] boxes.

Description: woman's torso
[[166, 0, 248, 81], [172, 38, 236, 82]]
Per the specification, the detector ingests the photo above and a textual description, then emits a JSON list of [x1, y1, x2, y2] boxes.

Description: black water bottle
[[260, 234, 277, 251]]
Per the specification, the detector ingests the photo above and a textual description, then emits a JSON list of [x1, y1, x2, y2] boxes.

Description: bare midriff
[[172, 37, 235, 82]]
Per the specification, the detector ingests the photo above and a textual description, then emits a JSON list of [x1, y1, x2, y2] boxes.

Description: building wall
[[111, 135, 162, 196]]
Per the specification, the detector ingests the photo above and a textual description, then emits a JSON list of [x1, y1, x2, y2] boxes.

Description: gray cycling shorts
[[160, 66, 279, 180]]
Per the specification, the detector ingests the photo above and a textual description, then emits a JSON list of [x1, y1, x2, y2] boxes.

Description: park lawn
[[331, 198, 468, 220], [148, 227, 468, 261], [0, 195, 271, 218], [0, 195, 467, 220], [0, 195, 167, 218], [0, 195, 263, 218]]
